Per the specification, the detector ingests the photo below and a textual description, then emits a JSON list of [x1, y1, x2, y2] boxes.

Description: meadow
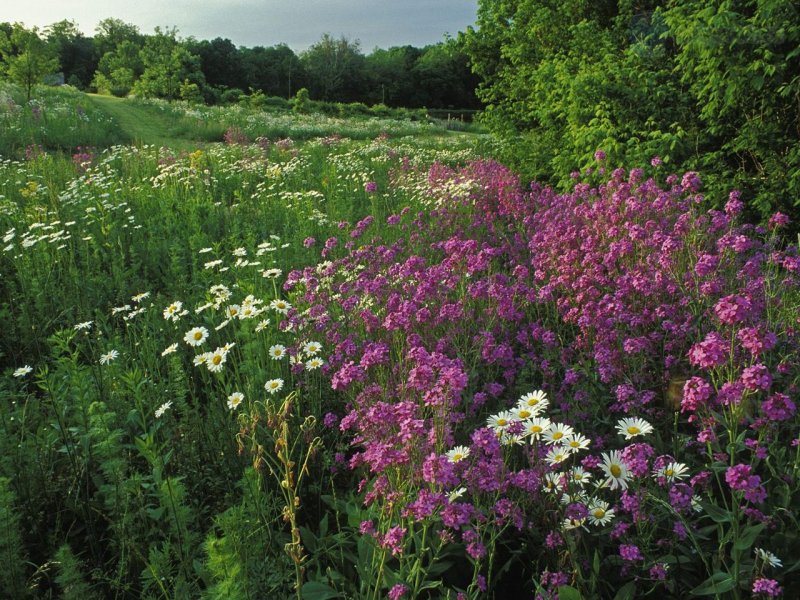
[[1, 83, 799, 600]]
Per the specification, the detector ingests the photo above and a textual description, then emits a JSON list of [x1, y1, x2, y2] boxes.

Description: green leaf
[[690, 572, 736, 596], [613, 582, 636, 600], [301, 581, 340, 600], [557, 585, 583, 600], [701, 501, 732, 523], [734, 523, 765, 551]]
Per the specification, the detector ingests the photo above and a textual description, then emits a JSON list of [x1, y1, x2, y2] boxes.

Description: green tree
[[133, 27, 204, 100], [241, 44, 304, 98], [92, 39, 143, 95], [301, 33, 366, 101], [45, 20, 96, 88], [0, 23, 59, 101]]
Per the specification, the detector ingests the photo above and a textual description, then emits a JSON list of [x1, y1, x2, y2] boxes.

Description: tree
[[301, 34, 366, 102], [241, 44, 304, 98], [46, 20, 96, 88], [92, 39, 143, 96], [364, 46, 420, 106], [191, 37, 246, 92], [133, 27, 204, 100], [0, 23, 59, 101]]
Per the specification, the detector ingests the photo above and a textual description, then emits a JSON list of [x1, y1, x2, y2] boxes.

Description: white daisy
[[542, 472, 564, 494], [264, 378, 284, 394], [563, 433, 591, 453], [600, 451, 630, 490], [446, 446, 470, 463], [303, 341, 322, 356], [225, 305, 241, 319], [155, 401, 172, 418], [545, 446, 570, 466], [74, 320, 93, 331], [269, 344, 287, 360], [163, 301, 185, 321], [616, 417, 654, 440], [654, 462, 689, 483], [193, 353, 210, 367], [255, 319, 270, 332], [587, 500, 615, 526], [448, 487, 467, 502], [161, 343, 179, 356], [227, 392, 244, 410], [206, 348, 227, 372], [262, 268, 282, 279], [183, 326, 209, 347], [13, 365, 32, 378], [306, 357, 324, 370], [543, 422, 574, 445], [754, 548, 782, 569], [569, 467, 593, 487], [524, 416, 551, 440], [486, 410, 516, 433], [518, 390, 549, 414], [99, 350, 119, 365], [270, 299, 291, 314]]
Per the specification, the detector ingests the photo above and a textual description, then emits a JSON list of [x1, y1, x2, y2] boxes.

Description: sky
[[1, 0, 479, 52]]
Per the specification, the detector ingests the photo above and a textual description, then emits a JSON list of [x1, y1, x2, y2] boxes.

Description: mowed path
[[87, 94, 206, 151]]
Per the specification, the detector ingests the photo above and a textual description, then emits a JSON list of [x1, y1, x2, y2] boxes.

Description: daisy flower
[[303, 341, 322, 356], [518, 390, 549, 414], [183, 326, 209, 347], [162, 343, 179, 356], [262, 268, 282, 278], [163, 301, 185, 321], [270, 299, 291, 314], [227, 392, 244, 410], [587, 500, 615, 526], [513, 405, 536, 420], [600, 451, 630, 490], [486, 410, 516, 433], [446, 446, 470, 463], [74, 320, 93, 331], [206, 348, 227, 372], [563, 433, 591, 453], [155, 401, 172, 418], [255, 319, 270, 332], [193, 353, 210, 366], [99, 350, 119, 365], [616, 417, 654, 440], [269, 344, 287, 360], [225, 305, 241, 319], [655, 462, 689, 483], [131, 291, 150, 302], [754, 548, 782, 569], [265, 378, 284, 394], [524, 416, 551, 440], [13, 365, 32, 378], [545, 446, 570, 466], [543, 422, 574, 445], [542, 472, 564, 494], [306, 357, 324, 370], [448, 487, 467, 502], [569, 467, 593, 487]]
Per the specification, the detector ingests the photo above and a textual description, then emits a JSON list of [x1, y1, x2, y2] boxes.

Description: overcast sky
[[1, 1, 479, 52]]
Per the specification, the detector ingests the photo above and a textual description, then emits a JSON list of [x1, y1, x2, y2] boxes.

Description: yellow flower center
[[531, 425, 542, 433], [593, 509, 606, 518], [627, 426, 640, 435], [610, 464, 622, 478], [452, 453, 463, 461], [569, 440, 579, 448], [497, 418, 507, 427], [518, 410, 532, 419], [665, 469, 674, 477], [212, 355, 222, 365], [194, 332, 203, 340], [552, 431, 563, 440], [527, 399, 539, 407]]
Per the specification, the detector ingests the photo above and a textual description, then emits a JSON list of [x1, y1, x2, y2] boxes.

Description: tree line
[[0, 18, 481, 109], [462, 0, 800, 220]]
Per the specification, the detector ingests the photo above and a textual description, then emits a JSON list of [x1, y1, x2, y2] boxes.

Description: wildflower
[[569, 467, 592, 486], [161, 343, 178, 356], [616, 417, 654, 440], [111, 304, 131, 315], [74, 320, 93, 331], [600, 451, 630, 490], [448, 487, 467, 502], [306, 357, 324, 370], [543, 422, 574, 444], [255, 319, 270, 332], [755, 548, 782, 569], [518, 390, 549, 413], [446, 446, 470, 463], [564, 433, 591, 453], [163, 301, 186, 321], [155, 401, 172, 418], [13, 365, 32, 377], [262, 268, 282, 278], [270, 299, 291, 314], [752, 578, 782, 598], [388, 584, 407, 600], [655, 462, 689, 483], [225, 305, 241, 319], [131, 292, 150, 302], [587, 500, 615, 526], [206, 348, 227, 372], [265, 378, 284, 394], [183, 326, 209, 347], [545, 446, 570, 465], [542, 473, 564, 494], [524, 416, 551, 440], [227, 392, 244, 410], [303, 341, 322, 356], [619, 544, 643, 561], [99, 350, 119, 365], [269, 344, 287, 360], [193, 353, 209, 366], [487, 410, 515, 433]]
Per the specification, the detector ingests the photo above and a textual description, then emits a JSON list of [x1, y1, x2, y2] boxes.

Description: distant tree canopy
[[463, 0, 800, 219], [0, 20, 481, 110], [0, 23, 59, 101]]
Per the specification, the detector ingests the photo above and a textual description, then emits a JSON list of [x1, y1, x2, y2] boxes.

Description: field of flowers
[[1, 92, 799, 600]]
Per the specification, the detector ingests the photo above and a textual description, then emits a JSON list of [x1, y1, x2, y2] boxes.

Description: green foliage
[[0, 24, 59, 101], [464, 0, 800, 220], [0, 477, 29, 598], [54, 544, 102, 600], [133, 27, 204, 100]]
